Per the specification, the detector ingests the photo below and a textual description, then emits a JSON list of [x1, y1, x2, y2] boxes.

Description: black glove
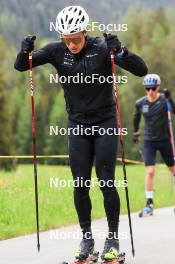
[[163, 89, 171, 99], [133, 131, 140, 143], [21, 35, 36, 52], [103, 33, 122, 53]]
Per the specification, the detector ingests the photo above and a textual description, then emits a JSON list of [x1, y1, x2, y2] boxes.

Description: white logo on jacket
[[86, 53, 98, 58], [142, 105, 149, 113]]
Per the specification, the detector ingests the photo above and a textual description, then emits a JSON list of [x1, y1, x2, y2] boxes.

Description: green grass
[[0, 164, 175, 240]]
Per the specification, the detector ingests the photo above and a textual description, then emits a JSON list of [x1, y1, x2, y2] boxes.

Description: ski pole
[[165, 99, 175, 191], [28, 35, 40, 252], [166, 100, 175, 160], [110, 47, 135, 257]]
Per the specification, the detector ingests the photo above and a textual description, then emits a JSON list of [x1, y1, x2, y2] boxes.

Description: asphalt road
[[0, 207, 175, 264]]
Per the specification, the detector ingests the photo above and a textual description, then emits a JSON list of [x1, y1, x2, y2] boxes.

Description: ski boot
[[75, 238, 95, 261], [139, 204, 153, 217], [101, 238, 125, 263]]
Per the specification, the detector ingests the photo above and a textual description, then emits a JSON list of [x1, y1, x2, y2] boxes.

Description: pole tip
[[37, 244, 40, 252]]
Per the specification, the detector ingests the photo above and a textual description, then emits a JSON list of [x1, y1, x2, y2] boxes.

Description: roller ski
[[139, 204, 153, 217], [100, 239, 125, 264], [61, 238, 99, 264]]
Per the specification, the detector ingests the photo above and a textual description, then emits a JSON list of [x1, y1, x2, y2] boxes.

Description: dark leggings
[[68, 117, 120, 237]]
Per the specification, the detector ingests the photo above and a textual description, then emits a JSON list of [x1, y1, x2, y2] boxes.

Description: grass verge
[[0, 164, 174, 239]]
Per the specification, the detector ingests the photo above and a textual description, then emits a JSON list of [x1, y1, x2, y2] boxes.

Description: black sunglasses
[[145, 87, 158, 92]]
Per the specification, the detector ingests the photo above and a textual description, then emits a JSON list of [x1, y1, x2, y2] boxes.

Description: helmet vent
[[61, 18, 64, 29], [75, 18, 79, 26], [69, 18, 73, 25]]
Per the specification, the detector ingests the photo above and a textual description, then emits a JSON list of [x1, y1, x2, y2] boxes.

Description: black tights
[[68, 117, 120, 239]]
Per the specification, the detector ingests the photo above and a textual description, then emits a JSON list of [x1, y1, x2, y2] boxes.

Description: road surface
[[0, 207, 175, 264]]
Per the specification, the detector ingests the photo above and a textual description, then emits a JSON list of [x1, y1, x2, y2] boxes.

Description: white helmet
[[143, 74, 161, 86], [56, 6, 89, 35]]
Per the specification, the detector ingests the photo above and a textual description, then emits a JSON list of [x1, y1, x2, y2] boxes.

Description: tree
[[15, 90, 32, 158], [44, 89, 68, 164], [0, 69, 15, 170], [118, 7, 175, 161]]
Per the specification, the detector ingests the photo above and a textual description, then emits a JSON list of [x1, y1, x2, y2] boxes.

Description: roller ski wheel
[[100, 252, 125, 264], [60, 251, 99, 264], [139, 205, 153, 218]]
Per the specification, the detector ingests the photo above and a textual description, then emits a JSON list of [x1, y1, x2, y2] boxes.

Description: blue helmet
[[143, 74, 161, 86]]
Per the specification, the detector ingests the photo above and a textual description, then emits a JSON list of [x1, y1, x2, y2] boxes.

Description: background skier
[[133, 74, 175, 217]]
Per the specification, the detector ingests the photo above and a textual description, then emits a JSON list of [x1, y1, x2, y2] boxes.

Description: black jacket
[[15, 36, 148, 124]]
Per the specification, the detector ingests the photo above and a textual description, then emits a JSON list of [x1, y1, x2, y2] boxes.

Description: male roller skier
[[133, 74, 175, 217], [15, 6, 148, 260]]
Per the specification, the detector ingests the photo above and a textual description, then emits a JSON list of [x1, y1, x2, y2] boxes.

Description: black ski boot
[[75, 238, 94, 260], [101, 238, 119, 260]]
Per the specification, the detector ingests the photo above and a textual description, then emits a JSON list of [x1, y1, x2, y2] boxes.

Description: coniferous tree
[[44, 90, 68, 164], [0, 70, 15, 170]]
